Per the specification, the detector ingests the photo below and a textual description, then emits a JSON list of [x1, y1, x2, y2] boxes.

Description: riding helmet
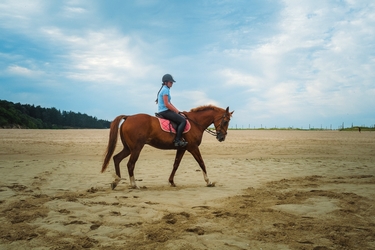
[[162, 74, 175, 83]]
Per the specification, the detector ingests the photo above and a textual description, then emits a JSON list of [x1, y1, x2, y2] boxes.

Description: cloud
[[6, 65, 43, 78], [63, 6, 87, 15], [42, 28, 147, 84], [221, 69, 261, 90], [1, 0, 159, 86], [1, 0, 374, 127], [0, 1, 47, 35], [34, 26, 159, 89], [214, 0, 375, 127], [180, 90, 220, 109]]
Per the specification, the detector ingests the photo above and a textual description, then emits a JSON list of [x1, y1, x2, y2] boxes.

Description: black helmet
[[162, 74, 175, 83]]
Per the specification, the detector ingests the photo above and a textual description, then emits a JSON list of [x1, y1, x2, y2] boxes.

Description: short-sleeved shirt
[[158, 85, 171, 112]]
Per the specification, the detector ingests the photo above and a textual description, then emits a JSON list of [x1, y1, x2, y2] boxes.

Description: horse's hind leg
[[111, 147, 130, 190]]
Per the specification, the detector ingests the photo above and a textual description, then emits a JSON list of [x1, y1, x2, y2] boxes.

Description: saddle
[[155, 113, 191, 134]]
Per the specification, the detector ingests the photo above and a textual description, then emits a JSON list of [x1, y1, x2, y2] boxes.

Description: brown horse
[[101, 105, 233, 189]]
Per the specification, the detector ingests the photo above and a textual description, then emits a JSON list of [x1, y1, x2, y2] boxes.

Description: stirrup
[[174, 139, 188, 147]]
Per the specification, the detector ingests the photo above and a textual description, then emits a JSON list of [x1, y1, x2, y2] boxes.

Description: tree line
[[0, 99, 110, 129]]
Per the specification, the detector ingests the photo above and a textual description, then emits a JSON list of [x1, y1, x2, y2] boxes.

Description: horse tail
[[101, 115, 128, 173]]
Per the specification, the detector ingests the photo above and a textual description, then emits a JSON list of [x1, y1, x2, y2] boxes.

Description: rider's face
[[167, 81, 173, 88]]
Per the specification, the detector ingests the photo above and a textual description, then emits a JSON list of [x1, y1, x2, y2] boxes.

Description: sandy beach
[[0, 129, 374, 249]]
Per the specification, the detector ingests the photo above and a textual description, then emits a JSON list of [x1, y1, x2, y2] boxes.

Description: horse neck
[[188, 110, 216, 130]]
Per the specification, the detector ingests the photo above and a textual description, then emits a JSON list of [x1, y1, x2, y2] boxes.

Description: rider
[[156, 74, 188, 147]]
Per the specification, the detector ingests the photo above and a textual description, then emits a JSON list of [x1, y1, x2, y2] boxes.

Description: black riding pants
[[159, 110, 186, 141]]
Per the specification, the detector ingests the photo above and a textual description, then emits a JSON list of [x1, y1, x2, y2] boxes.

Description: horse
[[101, 105, 234, 189]]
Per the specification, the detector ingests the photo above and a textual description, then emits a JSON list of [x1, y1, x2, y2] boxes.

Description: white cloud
[[0, 0, 44, 31], [2, 0, 158, 86], [221, 69, 262, 90], [178, 90, 220, 109], [217, 0, 375, 127], [1, 0, 374, 127], [6, 65, 43, 78], [40, 27, 157, 85], [63, 6, 87, 15]]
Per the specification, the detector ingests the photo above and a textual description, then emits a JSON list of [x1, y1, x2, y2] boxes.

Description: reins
[[204, 127, 218, 136], [184, 114, 221, 137]]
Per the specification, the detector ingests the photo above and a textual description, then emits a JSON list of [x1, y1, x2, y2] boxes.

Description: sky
[[1, 0, 374, 129]]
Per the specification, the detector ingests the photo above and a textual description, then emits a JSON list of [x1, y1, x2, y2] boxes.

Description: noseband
[[187, 113, 228, 137], [211, 114, 229, 137]]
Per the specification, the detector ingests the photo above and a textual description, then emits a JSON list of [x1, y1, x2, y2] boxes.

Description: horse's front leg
[[127, 148, 143, 189], [189, 147, 215, 187], [169, 149, 186, 187]]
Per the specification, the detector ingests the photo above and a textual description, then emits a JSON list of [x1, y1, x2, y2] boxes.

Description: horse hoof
[[206, 182, 216, 187], [170, 183, 177, 187], [111, 182, 117, 190]]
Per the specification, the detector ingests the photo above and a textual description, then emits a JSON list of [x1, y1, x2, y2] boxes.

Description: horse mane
[[190, 105, 223, 112]]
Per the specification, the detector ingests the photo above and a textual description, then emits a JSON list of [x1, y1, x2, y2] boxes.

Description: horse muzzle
[[216, 132, 226, 142]]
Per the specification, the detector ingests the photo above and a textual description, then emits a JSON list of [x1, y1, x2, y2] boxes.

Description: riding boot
[[174, 138, 188, 147], [175, 122, 188, 147]]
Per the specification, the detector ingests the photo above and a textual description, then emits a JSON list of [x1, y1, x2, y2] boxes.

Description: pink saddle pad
[[158, 118, 191, 134]]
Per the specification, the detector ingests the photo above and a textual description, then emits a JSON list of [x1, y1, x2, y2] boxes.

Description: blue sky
[[1, 0, 374, 129]]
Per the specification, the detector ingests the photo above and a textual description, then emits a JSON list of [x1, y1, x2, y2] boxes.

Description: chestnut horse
[[101, 105, 233, 189]]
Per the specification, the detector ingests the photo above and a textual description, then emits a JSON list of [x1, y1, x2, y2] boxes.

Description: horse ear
[[226, 107, 229, 112]]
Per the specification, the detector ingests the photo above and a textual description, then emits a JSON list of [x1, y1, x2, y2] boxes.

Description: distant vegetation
[[0, 99, 110, 129], [228, 125, 375, 131], [339, 127, 375, 132], [228, 127, 375, 131]]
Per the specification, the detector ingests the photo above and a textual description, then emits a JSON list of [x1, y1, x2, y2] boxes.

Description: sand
[[0, 129, 374, 249]]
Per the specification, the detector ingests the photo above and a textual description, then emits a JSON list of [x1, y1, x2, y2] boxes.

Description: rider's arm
[[163, 95, 180, 113]]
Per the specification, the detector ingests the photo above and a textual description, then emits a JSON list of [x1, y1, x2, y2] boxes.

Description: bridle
[[186, 113, 229, 137]]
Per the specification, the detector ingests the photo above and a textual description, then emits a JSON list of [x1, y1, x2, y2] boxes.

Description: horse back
[[120, 113, 165, 136], [121, 113, 154, 130]]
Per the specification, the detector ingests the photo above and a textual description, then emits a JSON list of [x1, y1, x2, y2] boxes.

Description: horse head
[[214, 106, 234, 142]]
